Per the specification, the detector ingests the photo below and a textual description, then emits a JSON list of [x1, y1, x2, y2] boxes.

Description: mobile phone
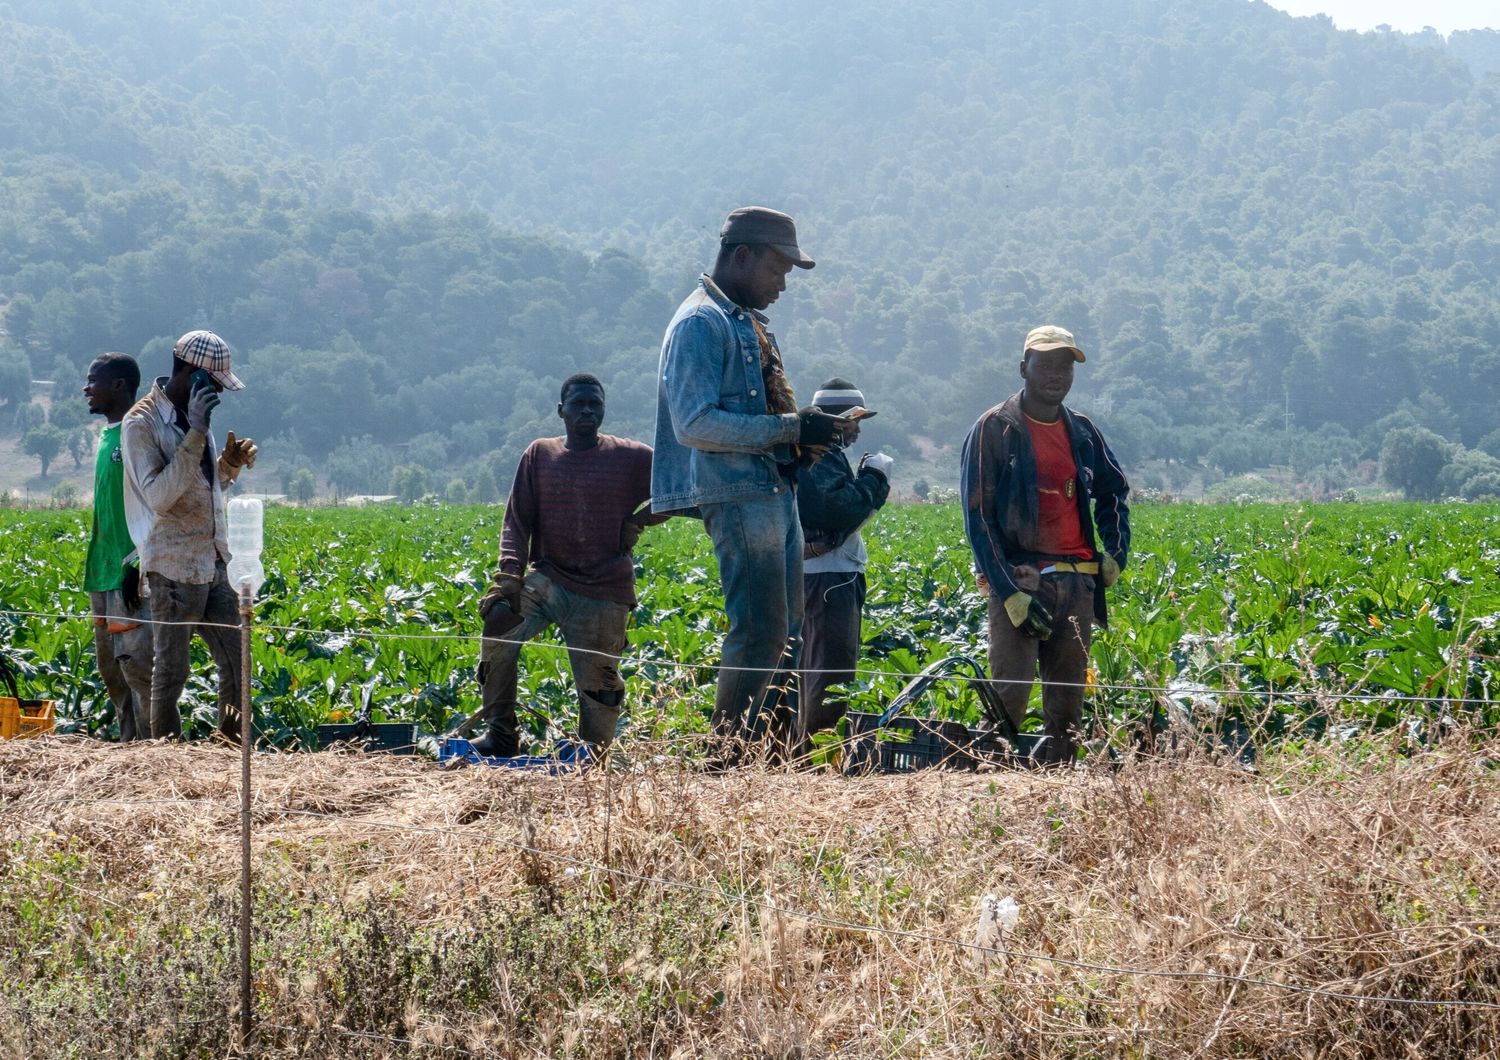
[[190, 368, 215, 393]]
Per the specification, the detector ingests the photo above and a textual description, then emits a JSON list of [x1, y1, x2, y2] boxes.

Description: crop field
[[1, 501, 1497, 749], [3, 502, 1500, 1057]]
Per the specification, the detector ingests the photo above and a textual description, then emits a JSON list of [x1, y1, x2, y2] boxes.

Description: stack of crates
[[0, 694, 54, 739]]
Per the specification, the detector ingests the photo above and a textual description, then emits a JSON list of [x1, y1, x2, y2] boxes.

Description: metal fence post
[[238, 582, 254, 1056]]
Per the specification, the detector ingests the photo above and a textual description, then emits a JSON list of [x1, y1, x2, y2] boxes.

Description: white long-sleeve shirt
[[120, 379, 241, 584]]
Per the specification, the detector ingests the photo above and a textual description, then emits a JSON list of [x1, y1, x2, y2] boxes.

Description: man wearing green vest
[[83, 353, 154, 741]]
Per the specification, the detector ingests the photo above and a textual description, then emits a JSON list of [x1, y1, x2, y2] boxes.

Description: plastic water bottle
[[226, 497, 265, 597]]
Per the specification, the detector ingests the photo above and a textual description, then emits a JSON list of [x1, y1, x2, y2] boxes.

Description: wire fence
[[3, 606, 1494, 707]]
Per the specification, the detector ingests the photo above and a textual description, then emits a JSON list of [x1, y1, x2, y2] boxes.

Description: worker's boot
[[470, 712, 519, 758]]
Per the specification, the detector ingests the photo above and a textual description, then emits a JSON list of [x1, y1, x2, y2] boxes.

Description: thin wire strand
[[8, 793, 1498, 1013], [1, 607, 1494, 707]]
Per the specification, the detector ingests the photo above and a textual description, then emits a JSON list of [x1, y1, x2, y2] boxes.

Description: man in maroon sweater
[[470, 373, 666, 756]]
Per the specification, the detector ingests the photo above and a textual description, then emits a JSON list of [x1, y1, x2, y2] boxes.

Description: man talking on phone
[[121, 330, 258, 741]]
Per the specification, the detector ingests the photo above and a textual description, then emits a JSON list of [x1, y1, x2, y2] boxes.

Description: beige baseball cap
[[1024, 325, 1085, 362]]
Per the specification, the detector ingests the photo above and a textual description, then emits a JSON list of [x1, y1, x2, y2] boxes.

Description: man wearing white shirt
[[121, 330, 258, 740]]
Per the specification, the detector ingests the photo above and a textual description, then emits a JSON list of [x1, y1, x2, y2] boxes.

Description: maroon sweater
[[498, 435, 663, 607]]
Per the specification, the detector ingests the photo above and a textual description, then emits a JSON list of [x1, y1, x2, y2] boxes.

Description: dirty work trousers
[[88, 589, 154, 741], [986, 572, 1096, 766], [798, 571, 865, 744], [701, 489, 804, 752], [145, 565, 244, 741], [479, 571, 627, 751]]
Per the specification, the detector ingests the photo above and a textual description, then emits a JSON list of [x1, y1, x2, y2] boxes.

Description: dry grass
[[2, 731, 1499, 1058]]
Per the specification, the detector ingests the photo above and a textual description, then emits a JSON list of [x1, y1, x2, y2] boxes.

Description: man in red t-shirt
[[466, 373, 668, 756], [959, 326, 1131, 764]]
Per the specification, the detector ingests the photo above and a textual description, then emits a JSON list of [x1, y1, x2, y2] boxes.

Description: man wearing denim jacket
[[652, 207, 850, 756]]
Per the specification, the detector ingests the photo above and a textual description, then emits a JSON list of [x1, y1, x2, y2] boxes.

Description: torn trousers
[[479, 571, 627, 750]]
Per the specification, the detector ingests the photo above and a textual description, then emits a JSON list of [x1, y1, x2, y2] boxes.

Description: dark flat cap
[[719, 206, 815, 269]]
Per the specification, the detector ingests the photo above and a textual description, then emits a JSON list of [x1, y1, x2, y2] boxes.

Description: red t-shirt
[[1025, 415, 1092, 560]]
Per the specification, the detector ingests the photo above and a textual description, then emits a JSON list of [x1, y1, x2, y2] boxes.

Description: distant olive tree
[[1379, 427, 1450, 500], [288, 468, 317, 503], [22, 424, 66, 476], [390, 465, 427, 504], [67, 426, 93, 469]]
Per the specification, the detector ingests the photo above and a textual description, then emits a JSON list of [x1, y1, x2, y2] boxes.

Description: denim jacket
[[651, 275, 801, 513]]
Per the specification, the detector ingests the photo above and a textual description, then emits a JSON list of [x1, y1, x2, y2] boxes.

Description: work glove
[[479, 572, 523, 620], [620, 519, 644, 556], [187, 385, 219, 433], [1003, 591, 1054, 640], [222, 431, 258, 470], [860, 452, 894, 479], [121, 564, 142, 613], [797, 406, 848, 447], [1101, 553, 1122, 588]]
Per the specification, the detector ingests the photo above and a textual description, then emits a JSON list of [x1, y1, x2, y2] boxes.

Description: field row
[[2, 502, 1497, 747]]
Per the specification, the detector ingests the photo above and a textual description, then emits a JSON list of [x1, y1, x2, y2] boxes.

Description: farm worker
[[82, 352, 154, 741], [120, 331, 258, 741], [651, 206, 852, 763], [469, 373, 668, 757], [795, 378, 892, 750], [960, 325, 1130, 766]]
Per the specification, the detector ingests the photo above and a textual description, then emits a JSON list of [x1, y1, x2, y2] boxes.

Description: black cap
[[719, 206, 815, 269]]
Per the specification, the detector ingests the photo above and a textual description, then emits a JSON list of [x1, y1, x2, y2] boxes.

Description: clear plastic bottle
[[226, 497, 265, 597]]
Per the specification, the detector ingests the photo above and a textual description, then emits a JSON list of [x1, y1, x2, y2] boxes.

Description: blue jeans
[[701, 489, 804, 743]]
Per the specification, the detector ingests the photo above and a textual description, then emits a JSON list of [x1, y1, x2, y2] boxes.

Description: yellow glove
[[222, 431, 258, 469], [1101, 554, 1121, 588], [1003, 591, 1053, 639]]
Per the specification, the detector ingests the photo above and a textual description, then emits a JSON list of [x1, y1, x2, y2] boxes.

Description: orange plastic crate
[[0, 697, 54, 739]]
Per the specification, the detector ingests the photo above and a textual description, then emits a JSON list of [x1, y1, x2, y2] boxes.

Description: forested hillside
[[1, 0, 1498, 497]]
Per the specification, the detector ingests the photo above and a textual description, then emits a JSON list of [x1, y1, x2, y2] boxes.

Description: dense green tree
[[22, 424, 66, 476], [287, 468, 317, 503], [1380, 427, 1452, 500], [13, 403, 45, 433], [0, 347, 31, 411], [1438, 447, 1500, 499], [325, 436, 397, 497], [390, 465, 427, 504]]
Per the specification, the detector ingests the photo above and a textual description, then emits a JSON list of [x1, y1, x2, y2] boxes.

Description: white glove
[[861, 452, 894, 479], [187, 386, 219, 434]]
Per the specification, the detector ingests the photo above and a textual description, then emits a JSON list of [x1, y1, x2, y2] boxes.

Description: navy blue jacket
[[959, 392, 1130, 626]]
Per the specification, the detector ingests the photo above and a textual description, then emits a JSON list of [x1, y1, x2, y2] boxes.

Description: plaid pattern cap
[[174, 330, 244, 390]]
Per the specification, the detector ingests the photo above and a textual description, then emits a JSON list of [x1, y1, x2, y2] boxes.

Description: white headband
[[812, 388, 865, 408]]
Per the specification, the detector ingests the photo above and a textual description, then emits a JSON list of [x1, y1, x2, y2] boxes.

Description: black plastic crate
[[839, 711, 975, 774], [315, 722, 419, 755]]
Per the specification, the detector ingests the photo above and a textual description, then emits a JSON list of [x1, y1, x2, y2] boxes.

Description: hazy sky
[[1267, 0, 1495, 34]]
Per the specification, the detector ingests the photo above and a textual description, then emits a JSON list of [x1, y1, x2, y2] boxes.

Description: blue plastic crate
[[438, 737, 591, 773]]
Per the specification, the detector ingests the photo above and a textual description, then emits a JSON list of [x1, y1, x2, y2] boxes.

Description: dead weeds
[[1, 731, 1498, 1057]]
